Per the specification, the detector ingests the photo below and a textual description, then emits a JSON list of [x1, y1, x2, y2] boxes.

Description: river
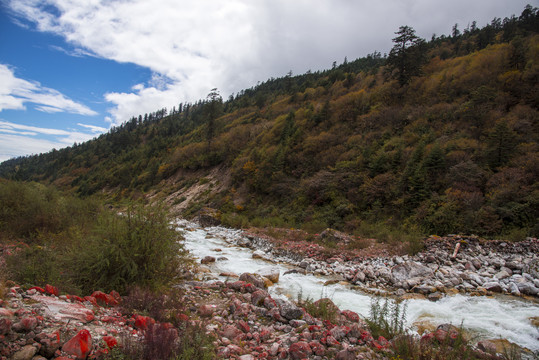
[[178, 221, 539, 352]]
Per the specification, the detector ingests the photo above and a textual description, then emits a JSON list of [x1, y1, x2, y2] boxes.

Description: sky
[[0, 0, 534, 162]]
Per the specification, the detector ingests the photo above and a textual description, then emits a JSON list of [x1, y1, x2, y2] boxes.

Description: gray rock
[[11, 345, 37, 360], [494, 269, 511, 280], [508, 282, 521, 296], [276, 299, 303, 320], [256, 266, 280, 283], [483, 282, 503, 292], [392, 262, 432, 283]]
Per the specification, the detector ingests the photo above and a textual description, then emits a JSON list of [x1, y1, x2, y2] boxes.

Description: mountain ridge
[[1, 6, 538, 238]]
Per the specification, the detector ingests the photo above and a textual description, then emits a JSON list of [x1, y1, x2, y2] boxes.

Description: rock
[[353, 271, 366, 283], [238, 355, 255, 360], [289, 341, 312, 360], [336, 349, 356, 360], [508, 282, 520, 296], [198, 207, 221, 227], [276, 299, 303, 320], [32, 295, 95, 323], [341, 310, 360, 323], [198, 304, 217, 317], [62, 329, 92, 359], [0, 318, 11, 335], [201, 256, 216, 264], [477, 340, 497, 354], [12, 317, 38, 332], [427, 292, 443, 301], [523, 258, 539, 278], [317, 228, 350, 245], [221, 325, 242, 339], [494, 269, 511, 280], [483, 281, 503, 293], [239, 273, 267, 289], [256, 266, 280, 283], [517, 282, 539, 296], [11, 345, 37, 360], [413, 319, 437, 334], [392, 262, 432, 283]]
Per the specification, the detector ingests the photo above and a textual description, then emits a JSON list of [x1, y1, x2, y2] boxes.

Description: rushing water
[[179, 221, 539, 352]]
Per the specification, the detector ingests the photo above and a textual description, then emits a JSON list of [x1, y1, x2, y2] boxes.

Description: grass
[[365, 298, 407, 340]]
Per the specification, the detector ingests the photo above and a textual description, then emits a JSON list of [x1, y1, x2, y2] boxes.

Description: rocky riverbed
[[230, 229, 539, 301]]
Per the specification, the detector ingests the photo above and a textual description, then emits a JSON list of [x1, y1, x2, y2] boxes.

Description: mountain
[[1, 5, 538, 238]]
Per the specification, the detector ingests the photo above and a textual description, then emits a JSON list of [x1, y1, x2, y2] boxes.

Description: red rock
[[91, 291, 118, 306], [198, 304, 217, 317], [45, 284, 59, 296], [109, 290, 121, 303], [360, 330, 373, 343], [309, 340, 326, 356], [0, 308, 13, 317], [238, 320, 250, 333], [134, 315, 154, 330], [420, 332, 435, 343], [289, 341, 312, 360], [13, 316, 38, 332], [28, 286, 45, 293], [83, 296, 98, 306], [341, 310, 360, 323], [222, 325, 242, 339], [62, 329, 92, 359], [0, 318, 11, 335], [102, 336, 118, 349]]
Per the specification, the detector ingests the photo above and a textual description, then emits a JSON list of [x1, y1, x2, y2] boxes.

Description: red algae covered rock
[[62, 329, 92, 359], [289, 341, 312, 359]]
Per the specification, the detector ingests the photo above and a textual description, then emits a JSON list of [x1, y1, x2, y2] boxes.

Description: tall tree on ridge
[[387, 25, 427, 85]]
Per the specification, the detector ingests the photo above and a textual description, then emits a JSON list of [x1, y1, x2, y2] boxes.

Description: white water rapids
[[178, 221, 539, 352]]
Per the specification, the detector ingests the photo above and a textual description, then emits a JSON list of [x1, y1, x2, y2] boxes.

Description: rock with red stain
[[309, 340, 326, 356], [83, 296, 98, 306], [238, 320, 250, 333], [91, 291, 118, 306], [28, 286, 45, 294], [12, 316, 38, 332], [0, 308, 14, 317], [109, 290, 121, 303], [0, 318, 11, 335], [289, 341, 312, 360], [102, 336, 118, 349], [134, 315, 155, 330], [45, 284, 59, 296], [221, 325, 242, 339], [198, 304, 217, 317], [62, 329, 92, 359], [341, 310, 360, 323], [360, 330, 374, 343]]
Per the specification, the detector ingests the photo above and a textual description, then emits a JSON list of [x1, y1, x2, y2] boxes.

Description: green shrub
[[366, 298, 407, 340], [67, 203, 190, 294]]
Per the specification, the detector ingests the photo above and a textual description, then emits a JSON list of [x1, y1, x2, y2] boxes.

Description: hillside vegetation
[[1, 6, 538, 239]]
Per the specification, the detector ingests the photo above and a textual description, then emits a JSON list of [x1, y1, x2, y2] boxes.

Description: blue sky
[[0, 0, 533, 162]]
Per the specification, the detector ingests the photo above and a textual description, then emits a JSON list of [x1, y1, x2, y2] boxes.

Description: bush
[[365, 298, 407, 340], [67, 203, 190, 294]]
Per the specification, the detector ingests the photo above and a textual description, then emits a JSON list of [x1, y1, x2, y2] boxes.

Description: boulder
[[256, 266, 280, 283], [201, 256, 216, 264], [0, 318, 11, 335], [392, 262, 432, 283], [198, 207, 221, 227], [239, 273, 267, 289], [483, 281, 503, 293], [523, 258, 539, 278], [62, 329, 92, 359], [289, 341, 312, 360], [317, 228, 351, 245], [276, 298, 303, 320], [11, 345, 37, 360]]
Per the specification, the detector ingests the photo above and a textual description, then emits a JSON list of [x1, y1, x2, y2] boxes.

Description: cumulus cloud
[[0, 120, 102, 161], [5, 0, 531, 125], [0, 64, 98, 115]]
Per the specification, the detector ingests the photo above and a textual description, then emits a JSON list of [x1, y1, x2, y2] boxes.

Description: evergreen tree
[[387, 26, 427, 85]]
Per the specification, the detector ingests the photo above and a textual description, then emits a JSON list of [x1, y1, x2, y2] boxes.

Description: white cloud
[[0, 64, 98, 116], [0, 120, 103, 162], [5, 0, 531, 125]]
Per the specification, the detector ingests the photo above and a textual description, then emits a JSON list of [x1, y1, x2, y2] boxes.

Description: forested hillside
[[1, 5, 538, 238]]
